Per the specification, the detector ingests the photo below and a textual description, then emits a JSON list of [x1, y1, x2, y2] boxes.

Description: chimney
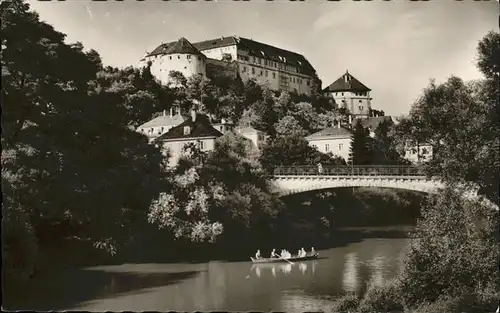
[[169, 108, 173, 117], [191, 110, 196, 122], [163, 110, 166, 117]]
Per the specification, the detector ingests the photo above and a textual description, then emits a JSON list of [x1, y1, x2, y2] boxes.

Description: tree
[[2, 0, 167, 285], [274, 115, 308, 137], [260, 134, 346, 173], [148, 132, 283, 243], [393, 32, 500, 203], [398, 189, 499, 311], [348, 120, 372, 165], [371, 119, 404, 165]]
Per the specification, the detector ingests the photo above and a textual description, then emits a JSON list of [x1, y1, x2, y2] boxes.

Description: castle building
[[323, 71, 372, 119], [143, 36, 319, 95]]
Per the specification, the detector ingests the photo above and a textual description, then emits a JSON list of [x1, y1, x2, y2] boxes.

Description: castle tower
[[323, 70, 372, 119], [143, 37, 206, 86]]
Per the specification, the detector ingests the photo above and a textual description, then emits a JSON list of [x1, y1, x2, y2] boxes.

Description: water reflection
[[251, 261, 316, 278], [342, 252, 359, 293], [9, 233, 411, 312]]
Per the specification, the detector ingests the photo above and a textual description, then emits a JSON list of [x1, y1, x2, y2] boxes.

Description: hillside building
[[306, 124, 352, 162], [143, 36, 319, 95], [154, 111, 224, 165], [323, 71, 372, 119], [136, 108, 188, 142]]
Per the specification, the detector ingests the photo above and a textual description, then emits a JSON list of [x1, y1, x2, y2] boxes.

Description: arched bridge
[[269, 165, 469, 197]]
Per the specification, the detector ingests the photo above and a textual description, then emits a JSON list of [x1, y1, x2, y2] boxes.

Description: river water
[[12, 227, 411, 312]]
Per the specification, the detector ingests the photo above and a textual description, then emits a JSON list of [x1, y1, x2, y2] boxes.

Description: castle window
[[260, 70, 263, 76], [169, 56, 172, 60], [359, 106, 363, 110], [242, 66, 247, 72], [183, 126, 191, 135], [325, 144, 330, 152], [359, 100, 362, 103], [198, 140, 205, 150], [273, 72, 276, 79], [252, 67, 255, 75], [341, 92, 344, 96], [177, 55, 180, 59], [187, 55, 191, 59], [339, 143, 343, 150], [265, 70, 268, 77]]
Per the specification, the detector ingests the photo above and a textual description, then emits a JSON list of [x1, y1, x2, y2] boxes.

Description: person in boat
[[255, 249, 261, 259], [301, 248, 307, 257], [297, 249, 302, 257], [311, 247, 315, 255], [270, 248, 277, 258]]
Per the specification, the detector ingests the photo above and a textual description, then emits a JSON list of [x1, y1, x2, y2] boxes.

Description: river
[[10, 226, 412, 312]]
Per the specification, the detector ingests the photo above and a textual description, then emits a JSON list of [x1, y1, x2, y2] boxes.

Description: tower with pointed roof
[[144, 37, 206, 85], [323, 71, 372, 119]]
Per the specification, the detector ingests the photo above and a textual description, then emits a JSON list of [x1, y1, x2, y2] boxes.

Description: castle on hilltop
[[142, 36, 319, 96], [142, 36, 377, 119]]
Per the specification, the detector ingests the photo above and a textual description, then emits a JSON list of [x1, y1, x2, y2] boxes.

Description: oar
[[279, 256, 294, 265]]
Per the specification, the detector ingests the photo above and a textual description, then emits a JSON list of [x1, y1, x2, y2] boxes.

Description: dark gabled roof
[[323, 71, 371, 92], [147, 36, 316, 75], [155, 114, 223, 141], [306, 126, 352, 139], [149, 37, 202, 56], [356, 116, 394, 131]]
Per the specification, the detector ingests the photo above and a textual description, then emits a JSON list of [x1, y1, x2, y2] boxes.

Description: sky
[[28, 0, 498, 116]]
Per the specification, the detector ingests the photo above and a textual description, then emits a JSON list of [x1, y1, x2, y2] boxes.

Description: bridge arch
[[268, 166, 480, 200]]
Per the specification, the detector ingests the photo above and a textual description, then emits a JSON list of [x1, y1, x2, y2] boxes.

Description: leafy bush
[[330, 293, 360, 312], [358, 279, 403, 313], [398, 188, 499, 308]]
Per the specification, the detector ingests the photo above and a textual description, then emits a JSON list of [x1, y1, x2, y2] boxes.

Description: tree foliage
[[348, 120, 372, 165], [393, 32, 500, 202], [398, 189, 499, 311], [260, 134, 346, 173], [148, 132, 283, 242]]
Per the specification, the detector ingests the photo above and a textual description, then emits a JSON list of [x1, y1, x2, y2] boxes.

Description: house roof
[[147, 36, 316, 75], [323, 71, 371, 92], [137, 113, 189, 129], [306, 126, 352, 140], [155, 114, 223, 141], [149, 37, 203, 56], [356, 116, 394, 131]]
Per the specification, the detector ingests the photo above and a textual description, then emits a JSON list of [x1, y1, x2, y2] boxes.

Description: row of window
[[141, 126, 172, 136], [165, 140, 205, 150], [163, 55, 203, 61], [238, 55, 300, 74], [240, 65, 309, 85], [334, 92, 368, 97], [312, 143, 344, 152]]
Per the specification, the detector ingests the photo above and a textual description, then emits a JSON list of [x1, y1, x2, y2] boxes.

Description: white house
[[137, 108, 188, 142], [306, 124, 352, 162], [234, 126, 267, 151], [154, 111, 224, 166]]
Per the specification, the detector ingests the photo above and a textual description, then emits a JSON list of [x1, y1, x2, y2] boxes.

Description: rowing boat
[[250, 253, 319, 263]]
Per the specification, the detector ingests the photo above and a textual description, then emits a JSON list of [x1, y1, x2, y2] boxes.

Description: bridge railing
[[272, 165, 425, 177]]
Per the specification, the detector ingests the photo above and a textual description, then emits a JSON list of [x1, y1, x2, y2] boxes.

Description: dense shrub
[[398, 188, 499, 308], [330, 293, 360, 312], [358, 280, 403, 313]]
